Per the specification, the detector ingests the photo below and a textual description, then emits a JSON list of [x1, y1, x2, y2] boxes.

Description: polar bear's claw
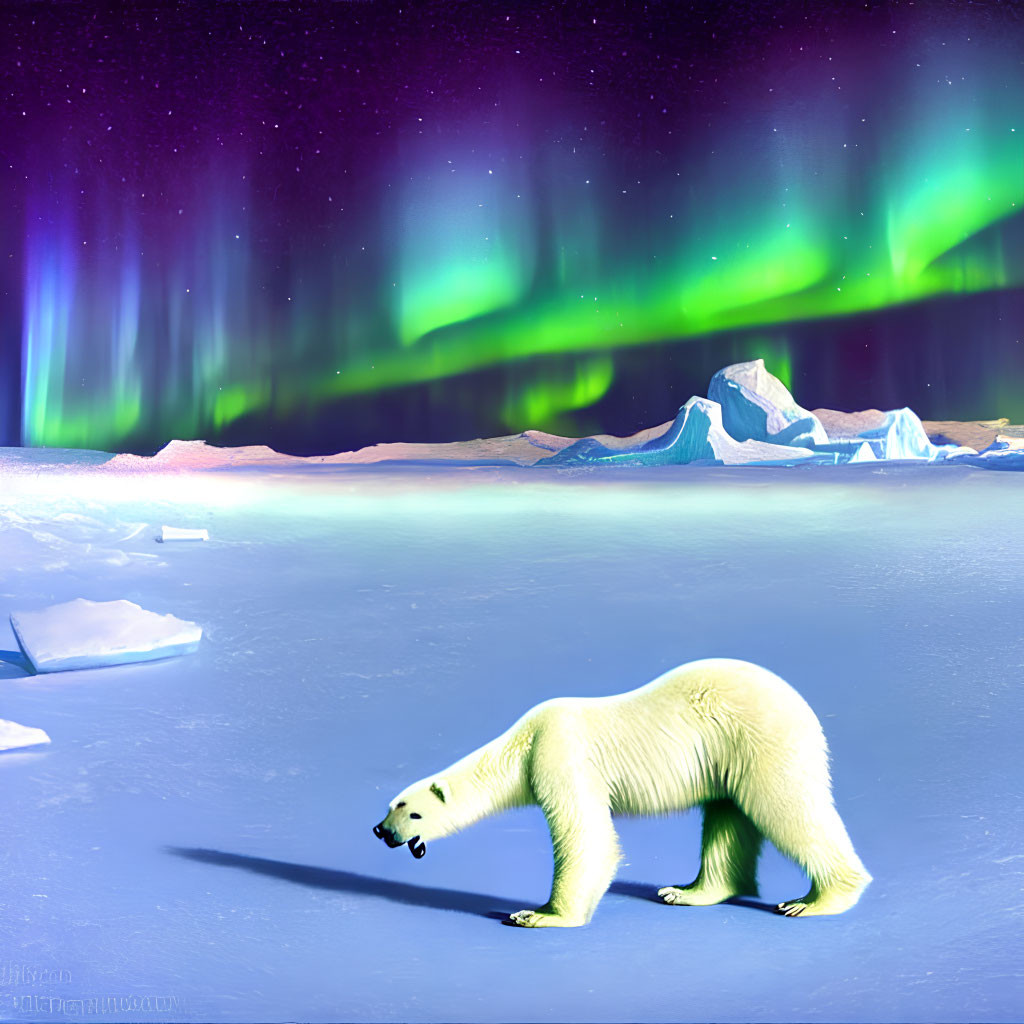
[[775, 901, 807, 916]]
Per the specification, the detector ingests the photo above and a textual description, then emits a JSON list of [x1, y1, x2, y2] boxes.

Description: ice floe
[[0, 719, 51, 751], [10, 598, 202, 673]]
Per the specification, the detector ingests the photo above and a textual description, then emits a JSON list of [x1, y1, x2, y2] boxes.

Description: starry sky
[[2, 0, 1023, 454]]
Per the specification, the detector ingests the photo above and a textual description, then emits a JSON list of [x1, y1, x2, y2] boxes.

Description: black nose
[[373, 822, 404, 849]]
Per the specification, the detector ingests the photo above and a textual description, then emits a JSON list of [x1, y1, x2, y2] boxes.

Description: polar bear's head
[[373, 778, 454, 859]]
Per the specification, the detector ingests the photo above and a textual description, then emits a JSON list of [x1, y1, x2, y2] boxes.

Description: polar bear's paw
[[658, 884, 736, 907], [506, 908, 585, 928], [774, 888, 863, 917]]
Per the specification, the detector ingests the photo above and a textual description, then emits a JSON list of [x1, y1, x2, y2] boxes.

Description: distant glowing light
[[17, 33, 1024, 450]]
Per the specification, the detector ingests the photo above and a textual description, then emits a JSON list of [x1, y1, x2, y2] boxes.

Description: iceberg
[[544, 397, 822, 467], [0, 719, 51, 751], [10, 598, 202, 673], [541, 362, 989, 469], [708, 359, 829, 449], [855, 408, 973, 461], [848, 441, 877, 463]]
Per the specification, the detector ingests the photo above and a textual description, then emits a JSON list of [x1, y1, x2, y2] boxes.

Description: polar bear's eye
[[409, 812, 422, 819]]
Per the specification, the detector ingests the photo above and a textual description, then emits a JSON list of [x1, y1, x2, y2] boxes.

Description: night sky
[[2, 0, 1023, 454]]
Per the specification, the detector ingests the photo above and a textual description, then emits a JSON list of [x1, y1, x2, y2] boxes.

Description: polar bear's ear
[[430, 780, 450, 804]]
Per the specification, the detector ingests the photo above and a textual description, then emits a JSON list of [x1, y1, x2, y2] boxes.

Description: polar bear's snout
[[372, 821, 403, 848], [375, 780, 452, 858], [373, 820, 427, 859]]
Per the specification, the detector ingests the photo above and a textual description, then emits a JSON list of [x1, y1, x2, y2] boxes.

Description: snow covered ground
[[1, 456, 1022, 1022]]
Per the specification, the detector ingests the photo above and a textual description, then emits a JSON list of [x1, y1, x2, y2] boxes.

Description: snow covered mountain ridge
[[1, 360, 1023, 473]]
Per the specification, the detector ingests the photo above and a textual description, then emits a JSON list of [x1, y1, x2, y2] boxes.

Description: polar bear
[[372, 658, 871, 927]]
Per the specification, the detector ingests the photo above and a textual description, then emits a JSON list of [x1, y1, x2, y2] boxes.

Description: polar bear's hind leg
[[736, 769, 871, 917], [775, 807, 870, 917], [659, 799, 763, 906]]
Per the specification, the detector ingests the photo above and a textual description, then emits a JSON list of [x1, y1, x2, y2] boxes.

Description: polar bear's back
[[631, 658, 826, 754], [629, 658, 822, 728], [564, 658, 830, 816]]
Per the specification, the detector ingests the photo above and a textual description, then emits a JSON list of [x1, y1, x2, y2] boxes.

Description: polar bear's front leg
[[508, 761, 622, 928]]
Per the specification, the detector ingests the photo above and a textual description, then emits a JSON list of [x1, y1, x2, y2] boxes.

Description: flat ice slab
[[0, 718, 51, 751], [10, 598, 202, 673], [160, 525, 210, 542]]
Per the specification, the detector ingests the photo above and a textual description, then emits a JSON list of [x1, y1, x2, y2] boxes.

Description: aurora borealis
[[3, 1, 1024, 453]]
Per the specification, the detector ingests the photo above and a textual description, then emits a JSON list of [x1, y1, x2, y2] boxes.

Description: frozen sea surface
[[0, 461, 1022, 1023]]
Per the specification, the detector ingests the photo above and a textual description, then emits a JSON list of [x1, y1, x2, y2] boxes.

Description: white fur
[[379, 658, 871, 927]]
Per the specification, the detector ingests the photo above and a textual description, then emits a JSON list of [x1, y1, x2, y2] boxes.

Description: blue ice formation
[[854, 408, 967, 461], [809, 408, 972, 463], [10, 598, 202, 673], [946, 442, 1024, 470], [548, 395, 825, 467], [543, 360, 995, 469], [708, 360, 829, 448]]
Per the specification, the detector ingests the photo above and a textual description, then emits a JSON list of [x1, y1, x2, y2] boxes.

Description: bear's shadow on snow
[[167, 846, 530, 918], [167, 848, 778, 918]]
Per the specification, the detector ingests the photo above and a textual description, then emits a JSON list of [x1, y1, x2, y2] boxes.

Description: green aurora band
[[19, 42, 1024, 450]]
